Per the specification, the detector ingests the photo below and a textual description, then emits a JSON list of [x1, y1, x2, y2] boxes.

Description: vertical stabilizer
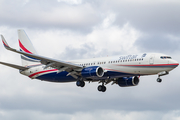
[[18, 29, 40, 66]]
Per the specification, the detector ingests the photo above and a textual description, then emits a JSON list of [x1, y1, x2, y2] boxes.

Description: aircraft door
[[149, 54, 155, 64]]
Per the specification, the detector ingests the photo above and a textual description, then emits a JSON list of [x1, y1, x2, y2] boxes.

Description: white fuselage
[[72, 53, 178, 74], [21, 53, 179, 82]]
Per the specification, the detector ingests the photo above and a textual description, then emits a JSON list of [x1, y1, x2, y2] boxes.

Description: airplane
[[0, 29, 179, 92]]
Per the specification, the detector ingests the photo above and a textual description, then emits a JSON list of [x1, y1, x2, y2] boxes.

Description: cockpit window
[[160, 56, 172, 59]]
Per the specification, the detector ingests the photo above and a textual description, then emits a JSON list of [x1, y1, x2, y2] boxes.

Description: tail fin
[[18, 29, 40, 66]]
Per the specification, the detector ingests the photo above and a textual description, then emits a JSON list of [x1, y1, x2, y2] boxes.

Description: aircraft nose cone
[[176, 62, 179, 67], [171, 60, 179, 68]]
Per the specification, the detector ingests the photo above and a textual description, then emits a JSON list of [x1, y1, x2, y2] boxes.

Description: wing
[[1, 35, 83, 79]]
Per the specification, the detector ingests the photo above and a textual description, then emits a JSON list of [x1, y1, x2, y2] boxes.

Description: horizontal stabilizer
[[0, 61, 28, 70]]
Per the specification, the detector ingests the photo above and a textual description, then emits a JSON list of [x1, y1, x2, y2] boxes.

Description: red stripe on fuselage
[[19, 40, 32, 54], [29, 69, 58, 78]]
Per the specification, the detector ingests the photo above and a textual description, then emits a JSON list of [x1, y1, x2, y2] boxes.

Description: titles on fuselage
[[119, 53, 146, 60], [119, 55, 138, 60]]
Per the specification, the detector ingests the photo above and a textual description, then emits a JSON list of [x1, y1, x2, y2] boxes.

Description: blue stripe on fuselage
[[35, 70, 136, 82]]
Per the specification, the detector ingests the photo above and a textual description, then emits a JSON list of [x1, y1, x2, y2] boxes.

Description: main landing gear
[[97, 85, 106, 92], [76, 80, 85, 87], [97, 80, 107, 92]]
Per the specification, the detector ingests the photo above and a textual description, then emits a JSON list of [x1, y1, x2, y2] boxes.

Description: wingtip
[[0, 34, 4, 39], [1, 35, 10, 49]]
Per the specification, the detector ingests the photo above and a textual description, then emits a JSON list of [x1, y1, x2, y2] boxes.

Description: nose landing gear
[[157, 77, 162, 83], [157, 71, 169, 83]]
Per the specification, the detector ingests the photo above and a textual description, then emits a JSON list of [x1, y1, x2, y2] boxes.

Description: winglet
[[1, 35, 11, 49]]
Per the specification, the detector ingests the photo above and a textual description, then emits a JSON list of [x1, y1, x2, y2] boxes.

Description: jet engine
[[81, 66, 104, 78], [117, 76, 139, 87]]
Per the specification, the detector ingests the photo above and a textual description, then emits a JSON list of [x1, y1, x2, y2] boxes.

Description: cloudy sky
[[0, 0, 180, 119]]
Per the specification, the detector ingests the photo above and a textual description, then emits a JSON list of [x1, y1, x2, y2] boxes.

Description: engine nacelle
[[81, 66, 104, 78], [117, 76, 139, 87]]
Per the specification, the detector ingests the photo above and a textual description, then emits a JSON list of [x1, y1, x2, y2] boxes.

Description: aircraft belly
[[118, 66, 175, 75], [105, 65, 175, 76], [36, 71, 76, 82]]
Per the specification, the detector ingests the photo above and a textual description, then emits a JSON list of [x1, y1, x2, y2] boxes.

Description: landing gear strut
[[76, 80, 85, 87]]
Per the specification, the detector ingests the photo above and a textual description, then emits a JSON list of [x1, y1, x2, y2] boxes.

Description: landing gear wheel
[[76, 80, 81, 86], [102, 86, 106, 92], [157, 78, 162, 83], [98, 85, 103, 91], [97, 85, 106, 92], [80, 81, 85, 87], [76, 80, 85, 87]]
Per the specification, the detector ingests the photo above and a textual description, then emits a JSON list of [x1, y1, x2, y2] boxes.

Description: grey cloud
[[0, 0, 102, 32], [57, 43, 125, 60], [1, 0, 180, 36], [58, 43, 96, 60], [135, 34, 180, 53], [100, 1, 180, 52], [0, 109, 177, 120], [104, 1, 180, 35], [104, 1, 180, 53]]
